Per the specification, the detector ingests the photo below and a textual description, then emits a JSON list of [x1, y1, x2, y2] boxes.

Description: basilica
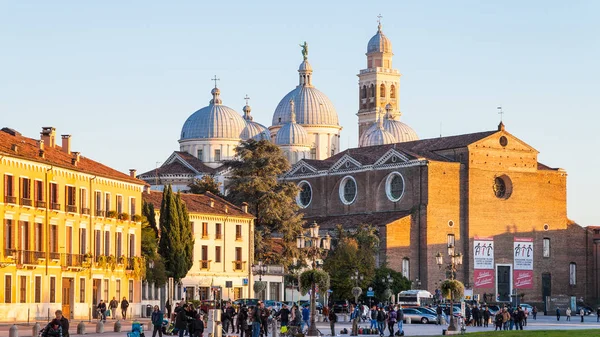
[[139, 21, 598, 308]]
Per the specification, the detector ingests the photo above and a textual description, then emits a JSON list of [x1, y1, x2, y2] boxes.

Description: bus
[[396, 290, 434, 307]]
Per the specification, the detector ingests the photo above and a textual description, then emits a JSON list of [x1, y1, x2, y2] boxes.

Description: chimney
[[61, 135, 71, 154], [129, 169, 137, 178], [41, 127, 56, 148], [11, 144, 18, 153], [209, 198, 215, 208], [37, 139, 44, 151], [241, 202, 248, 213], [71, 152, 81, 166]]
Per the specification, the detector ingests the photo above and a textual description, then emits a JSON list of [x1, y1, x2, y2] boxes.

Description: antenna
[[497, 106, 504, 122]]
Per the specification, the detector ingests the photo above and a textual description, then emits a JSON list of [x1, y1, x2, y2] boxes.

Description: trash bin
[[146, 304, 153, 317]]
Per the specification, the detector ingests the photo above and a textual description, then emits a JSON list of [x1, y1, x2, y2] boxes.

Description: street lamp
[[296, 221, 330, 337], [436, 243, 463, 332], [350, 270, 364, 303], [254, 260, 268, 281]]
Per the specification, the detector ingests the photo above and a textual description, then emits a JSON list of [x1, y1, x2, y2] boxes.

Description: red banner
[[474, 269, 494, 288], [514, 270, 533, 289]]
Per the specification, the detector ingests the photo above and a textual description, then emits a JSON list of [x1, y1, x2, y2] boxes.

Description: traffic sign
[[367, 291, 375, 297], [368, 287, 373, 291]]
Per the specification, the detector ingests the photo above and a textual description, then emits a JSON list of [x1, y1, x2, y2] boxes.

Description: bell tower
[[357, 17, 402, 139]]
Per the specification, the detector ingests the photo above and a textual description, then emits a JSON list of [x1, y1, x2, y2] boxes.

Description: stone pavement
[[2, 315, 600, 337]]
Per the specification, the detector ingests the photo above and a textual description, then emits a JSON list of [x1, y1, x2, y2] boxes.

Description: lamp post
[[435, 243, 463, 331], [350, 270, 364, 303], [296, 221, 331, 337], [412, 278, 421, 290], [252, 260, 268, 300], [382, 274, 393, 304]]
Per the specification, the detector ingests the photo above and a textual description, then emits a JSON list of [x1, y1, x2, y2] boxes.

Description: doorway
[[542, 273, 552, 313], [92, 279, 101, 318], [496, 265, 511, 302], [62, 278, 74, 319]]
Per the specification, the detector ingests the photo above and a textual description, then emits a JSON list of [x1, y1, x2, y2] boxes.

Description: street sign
[[368, 287, 373, 291], [367, 291, 375, 297]]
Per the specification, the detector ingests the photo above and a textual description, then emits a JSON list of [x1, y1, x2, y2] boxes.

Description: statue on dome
[[300, 41, 308, 60]]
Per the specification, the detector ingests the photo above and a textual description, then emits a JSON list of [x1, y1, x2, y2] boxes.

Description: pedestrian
[[516, 307, 524, 330], [523, 307, 528, 326], [597, 307, 600, 322], [187, 305, 197, 337], [350, 304, 360, 336], [152, 305, 164, 337], [42, 319, 64, 337], [260, 303, 270, 337], [223, 302, 236, 333], [276, 304, 290, 328], [97, 299, 107, 322], [108, 297, 119, 319], [302, 304, 310, 333], [566, 307, 571, 321], [387, 306, 396, 337], [370, 306, 378, 329], [472, 305, 479, 327], [532, 306, 537, 320], [556, 307, 561, 321], [509, 309, 515, 330], [323, 305, 330, 323], [54, 310, 70, 337], [328, 307, 338, 336], [580, 308, 585, 322], [251, 303, 262, 337], [121, 296, 130, 320], [238, 306, 249, 337], [166, 300, 172, 320], [502, 308, 510, 330], [494, 311, 503, 331], [482, 307, 490, 328], [192, 313, 204, 337], [175, 304, 190, 337], [396, 305, 404, 336], [376, 307, 386, 337], [436, 305, 443, 325]]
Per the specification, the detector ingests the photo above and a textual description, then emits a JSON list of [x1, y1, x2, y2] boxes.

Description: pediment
[[330, 154, 362, 171], [164, 152, 202, 175], [470, 131, 539, 154], [374, 149, 410, 166], [287, 161, 318, 176]]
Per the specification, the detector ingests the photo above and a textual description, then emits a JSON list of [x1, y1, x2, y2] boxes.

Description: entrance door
[[185, 287, 195, 301], [542, 273, 552, 313], [92, 279, 101, 318], [62, 278, 74, 319], [497, 265, 511, 302]]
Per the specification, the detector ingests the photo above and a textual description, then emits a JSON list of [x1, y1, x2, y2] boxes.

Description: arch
[[361, 85, 367, 99], [369, 84, 375, 98], [380, 84, 386, 98], [390, 84, 396, 98]]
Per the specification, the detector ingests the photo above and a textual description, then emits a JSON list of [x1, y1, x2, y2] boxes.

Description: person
[[275, 304, 290, 328], [494, 311, 503, 331], [166, 300, 172, 320], [121, 297, 130, 320], [350, 304, 360, 336], [43, 319, 63, 337], [580, 308, 585, 322], [523, 307, 528, 326], [238, 305, 249, 337], [597, 307, 600, 322], [502, 308, 510, 330], [260, 302, 270, 337], [509, 309, 515, 330], [328, 306, 337, 336], [152, 305, 164, 337], [323, 305, 329, 323], [54, 310, 70, 337], [223, 302, 236, 333], [387, 306, 396, 337], [516, 307, 524, 330], [193, 313, 204, 337], [396, 305, 404, 336], [251, 302, 262, 337], [566, 307, 571, 321], [301, 304, 310, 333], [187, 305, 197, 336], [370, 306, 378, 330], [175, 303, 190, 337], [556, 307, 561, 321], [532, 306, 537, 320], [376, 307, 386, 337], [482, 307, 490, 328], [97, 299, 107, 322], [471, 305, 479, 327], [435, 305, 443, 325], [108, 297, 118, 319]]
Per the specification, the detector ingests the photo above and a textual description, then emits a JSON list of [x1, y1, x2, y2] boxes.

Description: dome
[[180, 88, 246, 140], [298, 60, 313, 72], [275, 100, 310, 146], [383, 118, 419, 142], [360, 125, 396, 147], [367, 23, 392, 54], [241, 121, 270, 141], [272, 86, 338, 126]]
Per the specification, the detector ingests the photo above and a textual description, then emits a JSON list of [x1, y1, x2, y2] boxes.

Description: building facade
[[0, 127, 146, 322], [143, 191, 254, 302]]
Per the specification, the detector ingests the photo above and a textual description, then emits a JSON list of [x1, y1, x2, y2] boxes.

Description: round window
[[448, 220, 455, 227], [385, 172, 405, 202], [296, 181, 312, 208], [543, 224, 549, 231], [499, 136, 508, 147], [493, 175, 513, 199], [339, 176, 357, 205]]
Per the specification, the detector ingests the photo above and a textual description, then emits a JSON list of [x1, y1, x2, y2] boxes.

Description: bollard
[[343, 314, 347, 322], [405, 317, 411, 324], [77, 321, 86, 335], [114, 320, 122, 332], [9, 324, 18, 337], [32, 322, 41, 337], [271, 319, 279, 337], [96, 320, 104, 333]]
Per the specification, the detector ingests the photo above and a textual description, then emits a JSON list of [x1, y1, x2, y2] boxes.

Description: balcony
[[199, 260, 211, 270], [35, 200, 46, 208], [16, 250, 43, 265], [95, 209, 105, 217], [215, 233, 222, 240], [66, 205, 78, 213], [126, 257, 135, 270], [3, 249, 16, 258], [232, 260, 246, 272], [4, 195, 16, 204], [61, 253, 84, 269], [21, 198, 32, 207], [49, 252, 60, 260], [50, 203, 61, 211], [81, 207, 90, 215]]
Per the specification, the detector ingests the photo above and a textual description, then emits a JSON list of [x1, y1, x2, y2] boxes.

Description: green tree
[[141, 200, 167, 285], [188, 175, 222, 196], [157, 185, 194, 281], [226, 139, 304, 267], [371, 266, 411, 302]]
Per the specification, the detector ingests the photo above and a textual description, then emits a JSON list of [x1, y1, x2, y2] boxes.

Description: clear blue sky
[[1, 1, 598, 225]]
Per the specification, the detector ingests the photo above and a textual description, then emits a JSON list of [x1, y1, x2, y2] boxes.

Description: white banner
[[474, 237, 494, 269], [514, 237, 533, 270]]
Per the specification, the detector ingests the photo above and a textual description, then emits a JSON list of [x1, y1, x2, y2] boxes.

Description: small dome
[[275, 100, 309, 146], [180, 87, 246, 140], [383, 118, 419, 142], [360, 126, 396, 147], [242, 121, 270, 141], [367, 23, 392, 54], [272, 86, 338, 126], [299, 60, 313, 72]]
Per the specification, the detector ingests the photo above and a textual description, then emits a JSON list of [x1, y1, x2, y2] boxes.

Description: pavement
[[2, 315, 600, 337]]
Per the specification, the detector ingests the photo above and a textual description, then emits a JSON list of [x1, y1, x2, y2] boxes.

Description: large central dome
[[271, 59, 339, 127]]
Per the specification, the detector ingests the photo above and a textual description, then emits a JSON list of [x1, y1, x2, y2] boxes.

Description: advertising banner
[[473, 237, 494, 287], [514, 237, 534, 289]]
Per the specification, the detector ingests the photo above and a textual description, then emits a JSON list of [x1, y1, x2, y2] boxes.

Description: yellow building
[[143, 190, 254, 302], [0, 127, 147, 322]]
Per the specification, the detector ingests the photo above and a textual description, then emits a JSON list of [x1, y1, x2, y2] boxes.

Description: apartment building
[[0, 127, 147, 322]]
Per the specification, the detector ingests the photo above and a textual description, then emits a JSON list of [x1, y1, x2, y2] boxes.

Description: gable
[[469, 131, 539, 154], [330, 154, 362, 171], [374, 149, 410, 166], [286, 161, 318, 177]]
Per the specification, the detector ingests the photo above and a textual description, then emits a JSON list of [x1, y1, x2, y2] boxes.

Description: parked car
[[401, 308, 437, 324], [414, 307, 447, 322], [576, 305, 593, 315], [487, 305, 501, 315], [233, 298, 259, 308], [333, 300, 349, 313], [300, 301, 323, 313], [519, 304, 533, 312]]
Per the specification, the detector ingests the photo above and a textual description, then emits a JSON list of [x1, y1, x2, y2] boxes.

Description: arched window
[[369, 84, 375, 98], [569, 262, 576, 285], [390, 84, 396, 98], [380, 84, 386, 98], [361, 85, 367, 99], [402, 258, 410, 279]]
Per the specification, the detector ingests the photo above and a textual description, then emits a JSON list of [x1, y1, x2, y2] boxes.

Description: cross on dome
[[211, 75, 220, 88]]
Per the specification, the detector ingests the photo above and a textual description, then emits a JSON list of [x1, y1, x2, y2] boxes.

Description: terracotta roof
[[174, 151, 217, 174], [537, 162, 558, 171], [142, 190, 254, 218], [304, 211, 412, 231], [0, 127, 146, 185]]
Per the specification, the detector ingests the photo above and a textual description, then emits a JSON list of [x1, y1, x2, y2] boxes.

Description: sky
[[1, 1, 599, 225]]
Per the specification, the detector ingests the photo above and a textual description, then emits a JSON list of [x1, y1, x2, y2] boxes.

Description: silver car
[[401, 308, 438, 324]]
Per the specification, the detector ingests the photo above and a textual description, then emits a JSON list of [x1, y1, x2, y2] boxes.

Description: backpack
[[377, 310, 385, 321]]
